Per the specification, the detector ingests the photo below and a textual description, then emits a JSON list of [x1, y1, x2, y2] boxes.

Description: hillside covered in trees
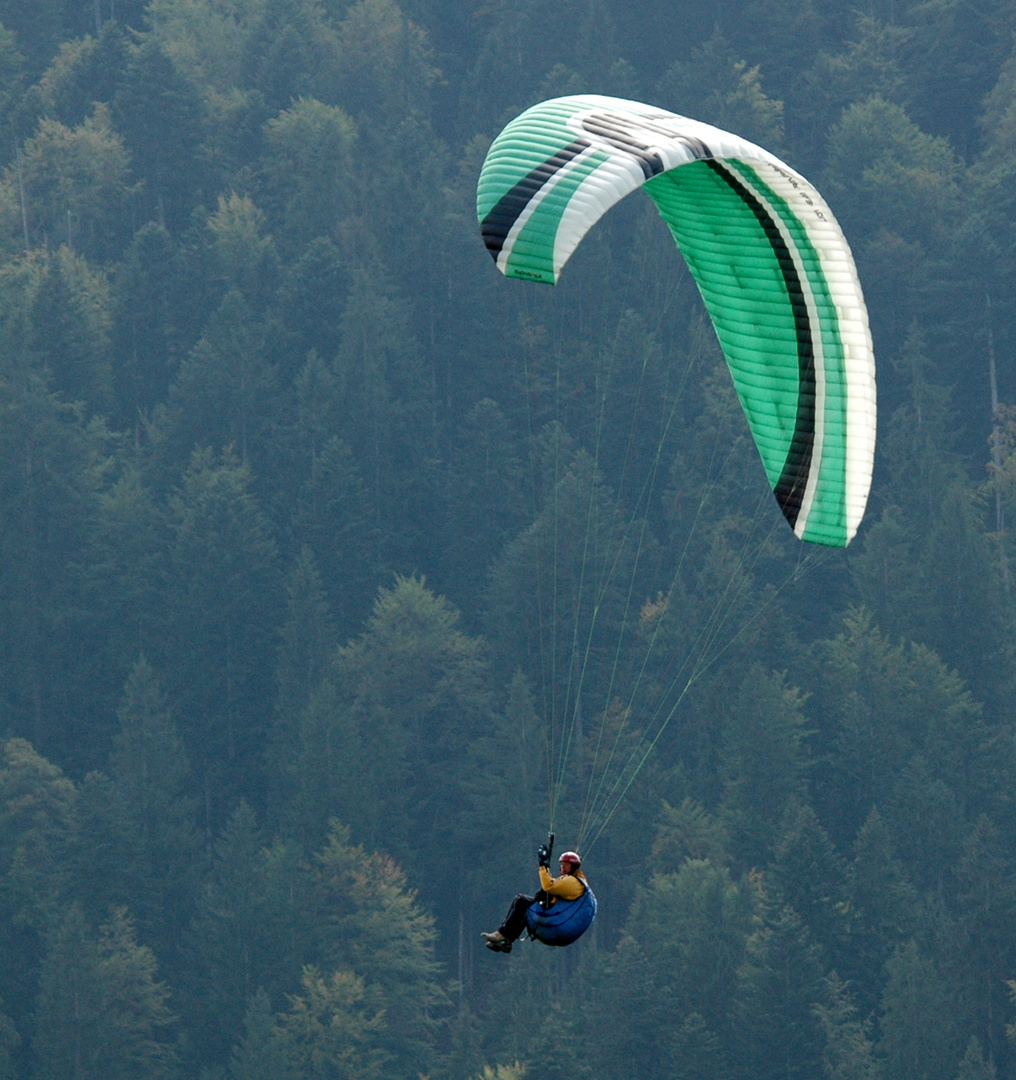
[[2, 0, 1016, 1077]]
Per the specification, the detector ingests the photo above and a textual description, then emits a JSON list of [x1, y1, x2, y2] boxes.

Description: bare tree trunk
[[987, 291, 1010, 587], [16, 148, 29, 252]]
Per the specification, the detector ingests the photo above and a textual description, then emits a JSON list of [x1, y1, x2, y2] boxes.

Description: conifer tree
[[843, 806, 921, 1011], [229, 988, 291, 1080], [275, 965, 387, 1080], [184, 802, 275, 1063], [33, 904, 179, 1080], [624, 857, 748, 1040], [878, 938, 965, 1080], [289, 354, 377, 636], [462, 672, 544, 924], [164, 447, 280, 819], [0, 738, 77, 931], [0, 21, 23, 140], [29, 246, 113, 412], [239, 0, 342, 114], [769, 800, 848, 967], [0, 994, 18, 1080], [32, 26, 130, 128], [718, 665, 811, 865], [111, 221, 179, 427], [655, 31, 785, 150], [951, 815, 1016, 1066], [332, 255, 432, 570], [258, 97, 356, 257], [812, 972, 878, 1080], [312, 576, 488, 899], [729, 875, 829, 1080], [955, 1036, 997, 1080], [663, 1012, 732, 1080], [277, 241, 347, 363], [12, 106, 133, 260], [113, 37, 207, 230], [84, 463, 167, 687], [106, 657, 201, 952], [0, 327, 107, 761], [270, 546, 336, 813], [163, 288, 280, 474], [335, 0, 437, 123], [443, 397, 524, 608], [31, 903, 103, 1080], [311, 823, 447, 1076]]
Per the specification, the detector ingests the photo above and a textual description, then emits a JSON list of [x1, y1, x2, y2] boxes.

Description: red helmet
[[559, 851, 581, 869]]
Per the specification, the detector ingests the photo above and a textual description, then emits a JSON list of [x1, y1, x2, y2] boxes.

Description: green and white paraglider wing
[[477, 95, 876, 547]]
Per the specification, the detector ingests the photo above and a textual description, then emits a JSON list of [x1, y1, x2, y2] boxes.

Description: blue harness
[[525, 885, 597, 946]]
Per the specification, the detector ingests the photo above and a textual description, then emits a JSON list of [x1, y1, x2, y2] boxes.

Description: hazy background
[[0, 1, 1015, 1078]]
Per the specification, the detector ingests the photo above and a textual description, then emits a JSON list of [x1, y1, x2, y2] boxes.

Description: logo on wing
[[571, 109, 714, 179]]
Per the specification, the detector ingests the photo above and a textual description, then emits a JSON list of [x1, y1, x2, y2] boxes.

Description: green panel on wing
[[477, 95, 875, 547]]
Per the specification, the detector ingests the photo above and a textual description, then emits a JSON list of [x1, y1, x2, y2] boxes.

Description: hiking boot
[[481, 931, 512, 953]]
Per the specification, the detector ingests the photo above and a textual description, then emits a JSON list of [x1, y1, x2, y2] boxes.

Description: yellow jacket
[[539, 865, 588, 902]]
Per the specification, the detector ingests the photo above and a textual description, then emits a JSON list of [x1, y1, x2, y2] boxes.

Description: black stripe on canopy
[[705, 159, 817, 528], [480, 139, 591, 260]]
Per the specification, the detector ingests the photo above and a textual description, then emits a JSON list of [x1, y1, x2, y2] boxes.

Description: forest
[[1, 0, 1016, 1077]]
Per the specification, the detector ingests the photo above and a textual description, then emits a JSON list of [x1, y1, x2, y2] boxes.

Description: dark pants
[[499, 890, 549, 942]]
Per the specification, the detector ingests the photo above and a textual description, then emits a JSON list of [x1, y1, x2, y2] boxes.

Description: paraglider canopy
[[477, 95, 876, 548]]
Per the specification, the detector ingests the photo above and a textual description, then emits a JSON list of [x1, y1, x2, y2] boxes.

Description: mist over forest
[[1, 1, 1016, 1078]]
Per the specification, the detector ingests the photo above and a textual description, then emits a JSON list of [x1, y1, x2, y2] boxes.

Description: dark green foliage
[[0, 995, 18, 1080], [162, 287, 280, 471], [624, 857, 749, 1039], [0, 365, 108, 762], [288, 353, 378, 634], [656, 31, 786, 151], [311, 823, 447, 1076], [900, 0, 1016, 156], [33, 904, 180, 1080], [295, 575, 489, 898], [840, 807, 922, 1012], [664, 1012, 732, 1080], [718, 666, 812, 865], [274, 965, 388, 1080], [29, 246, 113, 410], [729, 878, 830, 1080], [163, 449, 281, 818], [112, 38, 208, 231], [442, 398, 525, 609], [111, 222, 180, 427], [0, 22, 25, 147], [334, 0, 438, 124], [229, 988, 292, 1080], [257, 99, 356, 257], [271, 547, 337, 810], [239, 0, 342, 114], [34, 26, 131, 129], [957, 1037, 999, 1080], [823, 96, 964, 360], [183, 803, 291, 1062], [276, 240, 348, 362], [105, 659, 201, 943], [951, 816, 1016, 1066], [812, 971, 878, 1080], [462, 671, 545, 924], [0, 737, 77, 936], [878, 938, 966, 1080], [3, 5, 1016, 1080], [811, 609, 994, 855], [0, 1, 74, 79], [769, 800, 847, 965]]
